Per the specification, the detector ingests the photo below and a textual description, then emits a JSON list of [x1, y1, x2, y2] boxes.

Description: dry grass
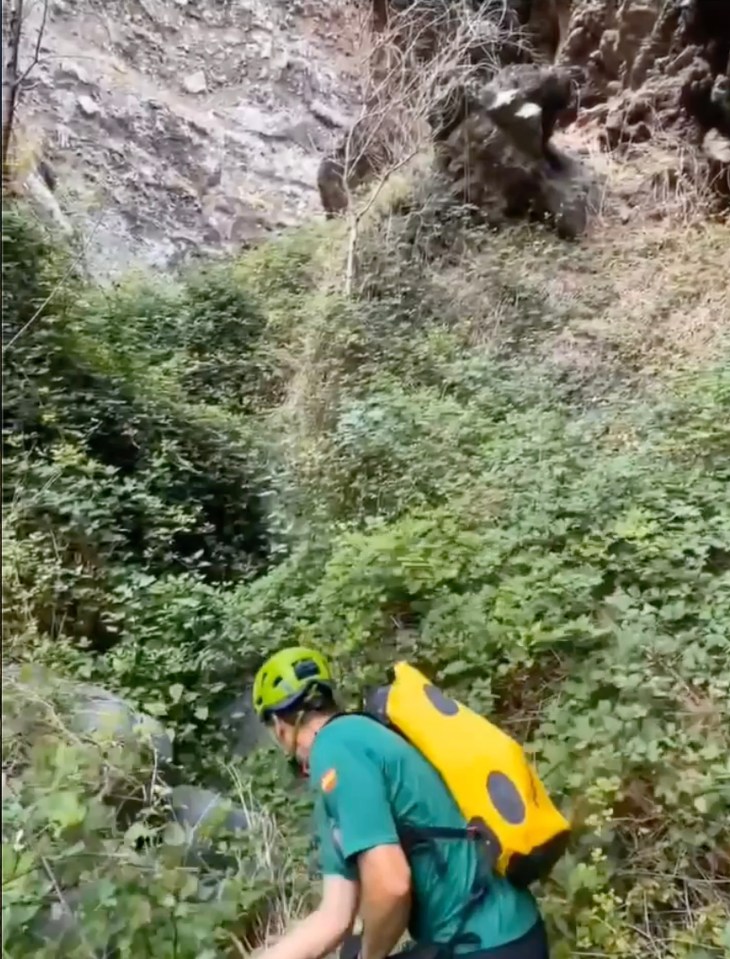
[[559, 120, 721, 226], [438, 214, 729, 382]]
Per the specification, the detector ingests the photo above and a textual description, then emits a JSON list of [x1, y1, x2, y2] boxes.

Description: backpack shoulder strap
[[322, 712, 483, 849]]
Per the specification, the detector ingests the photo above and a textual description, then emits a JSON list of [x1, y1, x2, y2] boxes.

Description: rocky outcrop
[[319, 0, 729, 223], [435, 64, 598, 237], [12, 0, 729, 269], [552, 0, 730, 201], [317, 0, 538, 220], [319, 2, 598, 235]]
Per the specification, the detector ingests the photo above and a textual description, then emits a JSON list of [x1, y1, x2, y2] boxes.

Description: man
[[252, 646, 550, 959]]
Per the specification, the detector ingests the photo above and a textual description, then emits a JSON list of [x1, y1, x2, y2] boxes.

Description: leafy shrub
[[2, 669, 301, 959], [221, 361, 730, 957], [178, 266, 271, 410], [3, 199, 729, 959], [3, 441, 205, 643], [2, 209, 270, 591]]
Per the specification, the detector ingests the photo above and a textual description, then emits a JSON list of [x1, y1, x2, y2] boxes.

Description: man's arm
[[357, 844, 411, 959], [317, 744, 413, 959], [258, 875, 359, 959]]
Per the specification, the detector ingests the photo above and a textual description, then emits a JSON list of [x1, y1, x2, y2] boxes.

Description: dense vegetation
[[3, 201, 729, 959]]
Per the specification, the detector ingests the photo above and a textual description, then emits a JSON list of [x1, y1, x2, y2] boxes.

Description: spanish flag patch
[[321, 768, 338, 793]]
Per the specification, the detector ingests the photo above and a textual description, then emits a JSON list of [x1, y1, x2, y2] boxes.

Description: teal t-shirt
[[309, 715, 539, 952]]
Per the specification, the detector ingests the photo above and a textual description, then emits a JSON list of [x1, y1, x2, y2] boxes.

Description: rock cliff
[[17, 0, 363, 276]]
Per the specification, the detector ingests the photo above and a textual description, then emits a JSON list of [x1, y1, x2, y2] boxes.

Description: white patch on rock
[[59, 60, 89, 84], [182, 70, 207, 95], [703, 129, 730, 165], [77, 94, 99, 116], [516, 102, 542, 121]]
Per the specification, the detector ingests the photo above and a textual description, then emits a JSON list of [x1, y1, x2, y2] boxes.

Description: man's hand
[[257, 876, 359, 959]]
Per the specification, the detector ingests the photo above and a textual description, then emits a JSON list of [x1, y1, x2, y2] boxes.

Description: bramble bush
[[3, 201, 729, 958]]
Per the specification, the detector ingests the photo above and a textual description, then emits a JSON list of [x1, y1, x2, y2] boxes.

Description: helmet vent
[[294, 659, 319, 680]]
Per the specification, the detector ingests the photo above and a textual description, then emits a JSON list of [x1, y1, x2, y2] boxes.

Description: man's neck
[[302, 711, 335, 746]]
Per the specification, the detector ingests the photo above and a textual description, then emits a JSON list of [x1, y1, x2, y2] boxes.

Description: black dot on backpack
[[424, 684, 459, 716], [487, 771, 526, 825]]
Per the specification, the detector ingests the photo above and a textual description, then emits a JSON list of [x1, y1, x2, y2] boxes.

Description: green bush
[[2, 210, 270, 589], [2, 669, 300, 959], [222, 362, 730, 957]]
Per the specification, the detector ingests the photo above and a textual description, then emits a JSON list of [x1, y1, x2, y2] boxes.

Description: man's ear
[[271, 714, 284, 743]]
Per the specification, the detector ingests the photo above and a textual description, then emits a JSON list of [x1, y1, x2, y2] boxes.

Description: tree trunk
[[2, 0, 24, 188]]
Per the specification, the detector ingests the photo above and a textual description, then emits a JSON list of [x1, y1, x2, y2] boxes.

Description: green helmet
[[252, 646, 333, 721]]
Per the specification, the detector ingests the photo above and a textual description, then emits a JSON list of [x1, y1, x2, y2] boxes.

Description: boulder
[[169, 784, 252, 870], [68, 683, 173, 762], [76, 94, 99, 117], [435, 64, 598, 238], [170, 784, 250, 834], [182, 69, 207, 95], [217, 685, 269, 759]]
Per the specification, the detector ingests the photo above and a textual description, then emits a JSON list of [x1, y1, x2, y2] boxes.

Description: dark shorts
[[463, 920, 550, 959], [341, 921, 550, 959], [402, 921, 549, 959]]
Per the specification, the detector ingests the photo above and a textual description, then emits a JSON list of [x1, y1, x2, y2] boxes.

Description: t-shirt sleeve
[[313, 796, 358, 880], [315, 739, 400, 863]]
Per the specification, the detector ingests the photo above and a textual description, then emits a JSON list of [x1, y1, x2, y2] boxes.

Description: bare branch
[[16, 0, 50, 88], [2, 0, 50, 187]]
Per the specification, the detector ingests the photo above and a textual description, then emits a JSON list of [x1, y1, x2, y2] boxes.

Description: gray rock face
[[555, 0, 730, 202], [69, 683, 174, 762], [18, 0, 362, 278]]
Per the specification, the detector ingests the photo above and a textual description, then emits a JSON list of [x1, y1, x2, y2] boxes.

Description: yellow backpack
[[364, 661, 571, 886]]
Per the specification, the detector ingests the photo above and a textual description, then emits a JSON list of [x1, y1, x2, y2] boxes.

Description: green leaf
[[162, 822, 187, 847]]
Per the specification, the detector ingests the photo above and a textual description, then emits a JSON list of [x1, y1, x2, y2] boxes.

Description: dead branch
[[344, 146, 420, 296], [16, 0, 49, 88]]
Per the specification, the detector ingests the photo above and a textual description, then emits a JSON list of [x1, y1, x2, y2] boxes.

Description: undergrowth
[[2, 199, 729, 958]]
